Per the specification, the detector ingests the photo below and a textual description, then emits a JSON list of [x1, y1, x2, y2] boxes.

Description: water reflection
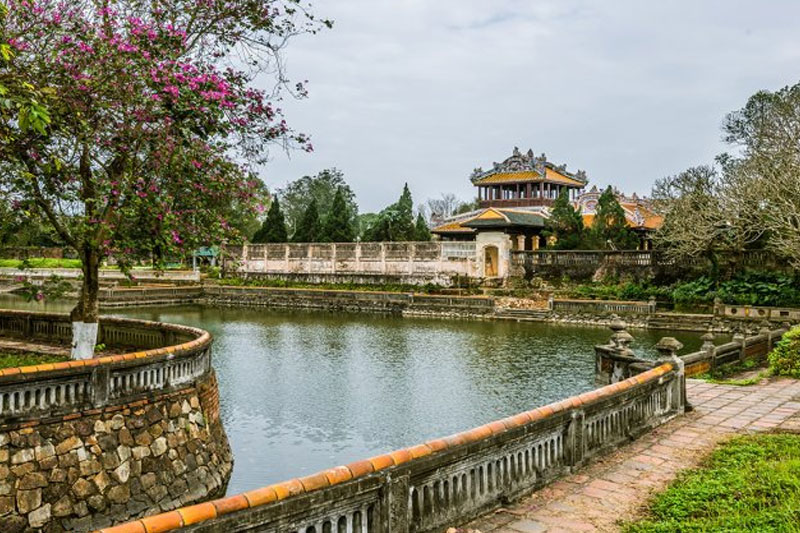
[[0, 294, 725, 494]]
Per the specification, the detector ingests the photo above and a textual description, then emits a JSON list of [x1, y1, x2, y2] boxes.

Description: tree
[[253, 198, 288, 243], [321, 187, 356, 242], [591, 187, 638, 249], [721, 82, 800, 267], [414, 212, 431, 241], [545, 188, 585, 249], [363, 183, 416, 241], [293, 198, 322, 242], [280, 168, 358, 235], [0, 1, 328, 357]]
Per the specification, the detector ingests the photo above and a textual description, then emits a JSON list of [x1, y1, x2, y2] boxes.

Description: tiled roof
[[473, 171, 542, 184]]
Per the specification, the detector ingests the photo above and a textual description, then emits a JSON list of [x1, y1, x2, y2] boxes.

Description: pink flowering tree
[[0, 0, 329, 358]]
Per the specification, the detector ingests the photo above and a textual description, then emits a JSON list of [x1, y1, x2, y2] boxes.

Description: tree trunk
[[70, 246, 100, 360]]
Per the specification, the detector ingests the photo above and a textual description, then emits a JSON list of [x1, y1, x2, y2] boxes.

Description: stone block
[[117, 445, 131, 463], [0, 495, 14, 515], [87, 494, 107, 511], [27, 503, 51, 528], [16, 488, 41, 514], [113, 461, 131, 484], [52, 495, 73, 517], [56, 436, 83, 455], [140, 472, 157, 490], [49, 468, 67, 483], [17, 472, 48, 490], [93, 420, 108, 434], [132, 446, 151, 460], [151, 437, 168, 457], [134, 431, 152, 447], [107, 484, 131, 505], [110, 414, 125, 431], [10, 448, 34, 465], [34, 443, 55, 461], [71, 478, 95, 499], [79, 458, 102, 477], [93, 471, 112, 494], [118, 428, 135, 447], [39, 456, 59, 470]]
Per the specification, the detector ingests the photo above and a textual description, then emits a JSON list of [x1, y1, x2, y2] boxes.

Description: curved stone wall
[[0, 310, 232, 532]]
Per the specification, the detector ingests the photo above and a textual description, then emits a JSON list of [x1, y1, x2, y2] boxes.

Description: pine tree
[[396, 183, 415, 240], [546, 188, 585, 249], [252, 198, 288, 243], [292, 198, 322, 242], [362, 183, 416, 242], [414, 212, 431, 241], [592, 186, 638, 249], [321, 188, 356, 242]]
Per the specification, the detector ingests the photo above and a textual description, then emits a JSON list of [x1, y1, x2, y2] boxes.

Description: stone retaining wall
[[0, 311, 232, 532]]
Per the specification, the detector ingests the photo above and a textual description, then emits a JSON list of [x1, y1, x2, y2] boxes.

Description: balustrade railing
[[0, 310, 212, 423], [100, 360, 682, 533]]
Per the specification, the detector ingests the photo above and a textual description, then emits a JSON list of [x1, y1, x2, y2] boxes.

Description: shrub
[[768, 326, 800, 378]]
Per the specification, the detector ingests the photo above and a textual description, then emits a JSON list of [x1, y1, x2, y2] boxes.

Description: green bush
[[768, 326, 800, 378]]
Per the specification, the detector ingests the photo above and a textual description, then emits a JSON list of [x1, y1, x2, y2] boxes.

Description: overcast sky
[[261, 0, 800, 213]]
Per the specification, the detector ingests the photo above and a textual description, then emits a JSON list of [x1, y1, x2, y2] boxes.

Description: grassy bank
[[625, 433, 800, 532], [0, 258, 82, 269], [0, 351, 69, 369]]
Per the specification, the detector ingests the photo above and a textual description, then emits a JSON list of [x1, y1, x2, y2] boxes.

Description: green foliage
[[768, 326, 800, 379], [570, 281, 671, 302], [363, 183, 416, 241], [672, 271, 800, 307], [590, 186, 639, 250], [252, 198, 288, 243], [321, 187, 356, 242], [0, 351, 69, 370], [625, 434, 800, 532], [414, 212, 431, 241], [279, 169, 358, 235], [545, 188, 585, 249], [292, 198, 322, 242]]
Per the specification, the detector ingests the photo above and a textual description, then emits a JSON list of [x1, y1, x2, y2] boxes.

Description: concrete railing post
[[241, 243, 248, 272], [380, 243, 386, 274], [284, 244, 290, 272], [355, 242, 362, 272], [732, 330, 747, 362], [331, 243, 337, 274], [655, 337, 686, 413], [547, 294, 554, 312], [701, 330, 716, 373], [648, 296, 657, 315], [307, 244, 313, 274], [759, 322, 773, 352], [566, 409, 585, 468], [90, 366, 111, 408], [383, 473, 410, 533]]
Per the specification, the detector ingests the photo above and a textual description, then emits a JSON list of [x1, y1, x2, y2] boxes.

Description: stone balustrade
[[0, 310, 211, 423], [552, 298, 656, 316], [595, 318, 788, 383], [226, 242, 478, 283], [99, 361, 683, 533]]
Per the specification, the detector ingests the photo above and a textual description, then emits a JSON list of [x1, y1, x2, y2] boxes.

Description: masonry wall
[[0, 371, 232, 533]]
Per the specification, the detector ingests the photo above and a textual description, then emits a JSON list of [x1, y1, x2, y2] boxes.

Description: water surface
[[0, 294, 719, 494]]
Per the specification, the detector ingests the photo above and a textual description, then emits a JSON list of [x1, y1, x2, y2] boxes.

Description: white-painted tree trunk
[[71, 321, 99, 360]]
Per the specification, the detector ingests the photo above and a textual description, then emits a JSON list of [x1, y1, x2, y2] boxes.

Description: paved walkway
[[462, 377, 800, 533]]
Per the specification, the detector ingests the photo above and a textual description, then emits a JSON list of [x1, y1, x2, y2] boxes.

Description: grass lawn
[[0, 351, 70, 369], [625, 433, 800, 532], [0, 258, 82, 269]]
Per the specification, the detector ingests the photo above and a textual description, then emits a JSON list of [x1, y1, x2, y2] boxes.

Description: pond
[[0, 294, 721, 494]]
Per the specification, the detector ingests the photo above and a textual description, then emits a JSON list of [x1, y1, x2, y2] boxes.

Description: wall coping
[[97, 362, 674, 533]]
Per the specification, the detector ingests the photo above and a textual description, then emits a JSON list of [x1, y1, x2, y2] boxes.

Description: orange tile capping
[[0, 309, 211, 379], [95, 362, 675, 533]]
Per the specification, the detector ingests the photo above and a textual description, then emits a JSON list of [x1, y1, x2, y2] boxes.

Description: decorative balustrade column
[[701, 330, 716, 373], [655, 337, 686, 412]]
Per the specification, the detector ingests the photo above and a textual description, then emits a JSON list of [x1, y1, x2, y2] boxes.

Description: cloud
[[261, 0, 800, 212]]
